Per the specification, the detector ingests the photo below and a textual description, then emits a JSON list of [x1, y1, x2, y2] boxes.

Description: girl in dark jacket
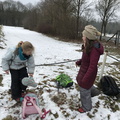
[[76, 25, 104, 113]]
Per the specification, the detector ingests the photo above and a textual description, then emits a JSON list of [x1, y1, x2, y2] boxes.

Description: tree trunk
[[100, 20, 104, 40], [76, 0, 80, 38]]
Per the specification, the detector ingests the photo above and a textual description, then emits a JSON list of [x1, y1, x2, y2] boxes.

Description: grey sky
[[0, 0, 41, 5]]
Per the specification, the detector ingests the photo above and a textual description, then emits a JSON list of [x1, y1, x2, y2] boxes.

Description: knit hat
[[82, 25, 101, 40]]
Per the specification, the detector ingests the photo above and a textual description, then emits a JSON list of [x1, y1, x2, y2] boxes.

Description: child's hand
[[5, 70, 9, 74], [29, 73, 33, 77]]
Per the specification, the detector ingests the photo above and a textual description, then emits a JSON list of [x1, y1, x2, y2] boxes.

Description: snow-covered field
[[0, 26, 120, 120]]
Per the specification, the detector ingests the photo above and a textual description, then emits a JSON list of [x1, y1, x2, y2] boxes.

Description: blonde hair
[[17, 41, 34, 52]]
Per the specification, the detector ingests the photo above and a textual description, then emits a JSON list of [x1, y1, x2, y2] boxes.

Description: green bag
[[56, 73, 73, 88]]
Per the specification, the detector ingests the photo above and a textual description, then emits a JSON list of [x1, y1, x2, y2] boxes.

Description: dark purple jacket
[[76, 42, 104, 89]]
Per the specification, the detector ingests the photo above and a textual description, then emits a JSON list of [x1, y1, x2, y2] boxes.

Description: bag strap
[[22, 97, 27, 119], [26, 96, 50, 119]]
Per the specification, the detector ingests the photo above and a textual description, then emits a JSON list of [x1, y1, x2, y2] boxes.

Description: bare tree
[[36, 0, 76, 38], [96, 0, 120, 40], [0, 0, 27, 26], [74, 0, 93, 38]]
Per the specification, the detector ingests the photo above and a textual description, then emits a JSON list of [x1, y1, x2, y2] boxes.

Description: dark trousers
[[10, 67, 28, 99]]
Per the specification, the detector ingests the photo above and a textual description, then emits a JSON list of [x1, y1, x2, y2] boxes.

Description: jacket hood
[[93, 41, 104, 55]]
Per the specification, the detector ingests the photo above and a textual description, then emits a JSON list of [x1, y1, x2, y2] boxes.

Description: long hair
[[82, 38, 98, 54]]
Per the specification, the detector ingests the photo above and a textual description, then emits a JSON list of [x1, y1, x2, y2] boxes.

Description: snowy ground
[[0, 26, 120, 120]]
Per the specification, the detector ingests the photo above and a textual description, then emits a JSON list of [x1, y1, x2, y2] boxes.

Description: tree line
[[0, 0, 120, 40]]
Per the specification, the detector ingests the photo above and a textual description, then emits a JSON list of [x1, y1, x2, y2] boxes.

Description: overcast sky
[[0, 0, 42, 5]]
